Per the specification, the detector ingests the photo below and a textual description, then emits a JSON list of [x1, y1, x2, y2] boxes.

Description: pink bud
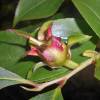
[[46, 26, 52, 40], [27, 25, 71, 68], [27, 46, 38, 56], [50, 36, 63, 51]]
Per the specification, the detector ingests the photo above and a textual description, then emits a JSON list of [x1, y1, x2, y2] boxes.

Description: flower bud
[[27, 24, 71, 68], [41, 36, 71, 67]]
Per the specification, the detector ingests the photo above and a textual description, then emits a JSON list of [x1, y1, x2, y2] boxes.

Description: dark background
[[0, 0, 19, 30]]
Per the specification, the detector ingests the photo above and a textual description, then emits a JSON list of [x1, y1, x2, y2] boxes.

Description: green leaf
[[68, 34, 92, 46], [13, 0, 64, 26], [71, 41, 95, 63], [0, 31, 33, 78], [95, 58, 100, 80], [0, 67, 28, 89], [30, 87, 63, 100], [72, 0, 100, 38], [28, 67, 70, 83]]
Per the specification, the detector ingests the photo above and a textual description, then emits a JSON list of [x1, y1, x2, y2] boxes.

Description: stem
[[22, 58, 94, 91], [29, 37, 43, 46], [38, 58, 94, 90], [8, 29, 44, 46]]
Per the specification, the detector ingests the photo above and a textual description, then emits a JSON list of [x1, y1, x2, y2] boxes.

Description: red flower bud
[[27, 25, 71, 68]]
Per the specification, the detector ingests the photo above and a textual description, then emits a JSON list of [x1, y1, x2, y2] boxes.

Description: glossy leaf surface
[[14, 0, 63, 26], [30, 87, 63, 100], [72, 0, 100, 38], [0, 67, 27, 89]]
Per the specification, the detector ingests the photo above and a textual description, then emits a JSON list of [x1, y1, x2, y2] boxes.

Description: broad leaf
[[72, 0, 100, 38], [30, 87, 63, 100], [0, 31, 33, 78], [13, 0, 64, 26], [28, 67, 70, 83], [0, 67, 28, 89]]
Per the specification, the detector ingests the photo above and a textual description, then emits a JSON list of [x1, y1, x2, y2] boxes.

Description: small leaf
[[68, 34, 92, 46], [30, 87, 63, 100], [13, 0, 64, 26], [72, 0, 100, 38]]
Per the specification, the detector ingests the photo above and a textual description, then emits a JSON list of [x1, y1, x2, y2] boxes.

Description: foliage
[[0, 0, 100, 100]]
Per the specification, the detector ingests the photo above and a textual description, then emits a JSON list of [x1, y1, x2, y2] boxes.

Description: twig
[[21, 58, 94, 91]]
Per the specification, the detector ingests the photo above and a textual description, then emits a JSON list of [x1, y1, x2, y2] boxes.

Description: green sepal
[[38, 21, 53, 40], [67, 34, 92, 46], [64, 60, 79, 69]]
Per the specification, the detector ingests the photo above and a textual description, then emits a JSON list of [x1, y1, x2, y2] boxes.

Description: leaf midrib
[[32, 70, 69, 82], [17, 0, 48, 20]]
